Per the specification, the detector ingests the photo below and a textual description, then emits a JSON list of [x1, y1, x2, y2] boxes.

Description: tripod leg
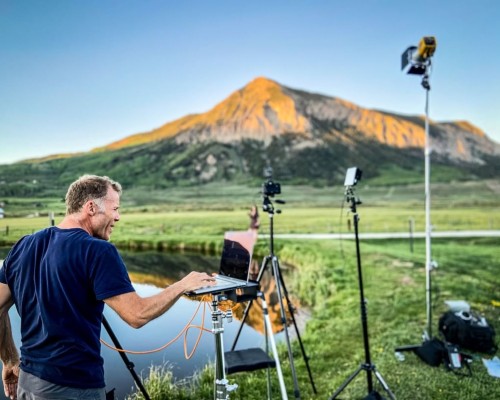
[[272, 256, 301, 400], [263, 293, 272, 400], [259, 292, 288, 400], [373, 369, 397, 400], [276, 261, 317, 394], [230, 256, 271, 351], [102, 316, 151, 400], [328, 365, 364, 400]]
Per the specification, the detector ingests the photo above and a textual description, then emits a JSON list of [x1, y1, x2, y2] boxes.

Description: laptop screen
[[219, 231, 257, 281]]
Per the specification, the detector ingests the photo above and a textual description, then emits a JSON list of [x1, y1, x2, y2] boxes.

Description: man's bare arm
[[0, 283, 18, 364], [104, 271, 215, 329]]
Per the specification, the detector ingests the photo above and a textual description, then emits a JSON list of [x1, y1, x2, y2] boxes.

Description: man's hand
[[2, 361, 19, 400], [178, 271, 216, 293]]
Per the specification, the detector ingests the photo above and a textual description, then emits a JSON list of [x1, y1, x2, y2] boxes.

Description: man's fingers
[[5, 383, 16, 400], [202, 274, 216, 284]]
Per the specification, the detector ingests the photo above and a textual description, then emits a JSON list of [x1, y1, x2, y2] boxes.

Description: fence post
[[408, 217, 414, 253], [49, 212, 55, 226]]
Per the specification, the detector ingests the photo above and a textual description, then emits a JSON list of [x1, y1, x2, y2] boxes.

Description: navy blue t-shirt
[[0, 227, 135, 389]]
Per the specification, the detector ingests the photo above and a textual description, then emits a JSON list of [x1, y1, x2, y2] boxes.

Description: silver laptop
[[189, 231, 257, 295]]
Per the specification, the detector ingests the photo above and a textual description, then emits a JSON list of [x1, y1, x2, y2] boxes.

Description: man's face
[[90, 188, 120, 241]]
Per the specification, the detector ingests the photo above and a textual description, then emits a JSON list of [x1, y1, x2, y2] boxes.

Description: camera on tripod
[[262, 167, 281, 197], [262, 180, 281, 197]]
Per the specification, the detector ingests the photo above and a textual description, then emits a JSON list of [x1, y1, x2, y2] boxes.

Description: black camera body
[[262, 180, 281, 197]]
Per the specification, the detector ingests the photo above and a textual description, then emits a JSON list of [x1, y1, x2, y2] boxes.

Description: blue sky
[[1, 0, 499, 164]]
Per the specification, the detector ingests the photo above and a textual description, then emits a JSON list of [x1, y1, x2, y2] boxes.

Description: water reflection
[[121, 251, 296, 335], [0, 249, 298, 400]]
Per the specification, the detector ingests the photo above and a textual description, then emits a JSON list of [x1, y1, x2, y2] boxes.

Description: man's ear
[[85, 200, 96, 216]]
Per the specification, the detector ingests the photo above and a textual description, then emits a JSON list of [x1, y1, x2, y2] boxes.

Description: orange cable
[[183, 302, 209, 359], [100, 295, 211, 355]]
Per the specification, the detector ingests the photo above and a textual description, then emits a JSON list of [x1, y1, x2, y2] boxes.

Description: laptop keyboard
[[190, 274, 247, 295]]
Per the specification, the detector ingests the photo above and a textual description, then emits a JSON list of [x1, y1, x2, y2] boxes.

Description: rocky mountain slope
[[94, 77, 499, 164]]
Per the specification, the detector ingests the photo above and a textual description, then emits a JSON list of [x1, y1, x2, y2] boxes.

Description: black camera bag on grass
[[414, 338, 447, 367], [438, 311, 497, 354]]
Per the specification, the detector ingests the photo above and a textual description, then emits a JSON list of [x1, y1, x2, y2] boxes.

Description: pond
[[0, 248, 295, 399]]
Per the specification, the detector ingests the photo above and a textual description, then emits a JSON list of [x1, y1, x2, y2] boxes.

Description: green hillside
[[2, 134, 497, 202]]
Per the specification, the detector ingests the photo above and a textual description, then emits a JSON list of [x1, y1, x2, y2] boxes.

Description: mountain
[[1, 77, 499, 196], [94, 77, 499, 164]]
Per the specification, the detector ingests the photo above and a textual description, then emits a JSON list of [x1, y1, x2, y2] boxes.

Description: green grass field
[[120, 237, 500, 400], [1, 205, 498, 250], [1, 181, 499, 399]]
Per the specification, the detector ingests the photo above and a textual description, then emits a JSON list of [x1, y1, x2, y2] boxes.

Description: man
[[0, 175, 215, 399]]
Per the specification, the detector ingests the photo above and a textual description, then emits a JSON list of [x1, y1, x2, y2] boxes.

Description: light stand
[[423, 69, 434, 340], [230, 192, 317, 399], [396, 37, 437, 354], [329, 176, 396, 400]]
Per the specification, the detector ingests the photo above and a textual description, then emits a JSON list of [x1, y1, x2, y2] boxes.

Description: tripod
[[230, 193, 317, 399], [329, 186, 395, 400]]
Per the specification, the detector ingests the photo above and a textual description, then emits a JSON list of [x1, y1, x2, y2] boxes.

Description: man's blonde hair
[[65, 175, 122, 215]]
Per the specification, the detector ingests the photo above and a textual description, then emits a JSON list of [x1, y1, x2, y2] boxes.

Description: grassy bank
[[122, 237, 500, 400]]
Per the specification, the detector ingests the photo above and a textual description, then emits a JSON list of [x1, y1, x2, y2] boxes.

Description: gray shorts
[[18, 370, 106, 400]]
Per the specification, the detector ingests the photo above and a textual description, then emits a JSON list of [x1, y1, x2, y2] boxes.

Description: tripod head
[[345, 186, 362, 214], [261, 167, 285, 215], [262, 196, 286, 215], [344, 167, 362, 214]]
